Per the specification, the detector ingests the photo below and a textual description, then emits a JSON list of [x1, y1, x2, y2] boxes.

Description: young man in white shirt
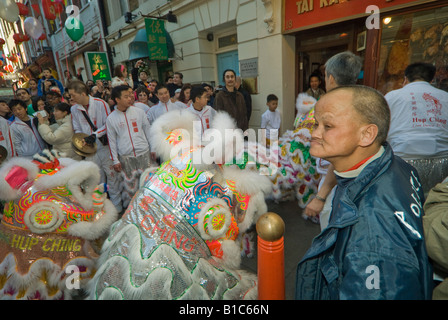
[[147, 84, 182, 125], [260, 94, 281, 147], [67, 80, 123, 212], [185, 85, 216, 138], [9, 99, 46, 158], [0, 101, 15, 161], [107, 85, 153, 208]]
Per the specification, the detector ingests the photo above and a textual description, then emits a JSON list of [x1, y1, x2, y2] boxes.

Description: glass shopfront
[[378, 5, 448, 94]]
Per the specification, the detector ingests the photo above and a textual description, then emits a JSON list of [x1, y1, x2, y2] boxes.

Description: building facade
[[48, 0, 108, 85], [102, 0, 295, 131]]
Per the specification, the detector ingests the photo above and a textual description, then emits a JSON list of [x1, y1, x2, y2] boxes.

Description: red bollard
[[256, 212, 285, 300]]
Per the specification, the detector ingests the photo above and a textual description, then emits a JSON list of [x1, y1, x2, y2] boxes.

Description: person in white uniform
[[130, 87, 152, 123], [0, 111, 15, 162], [260, 94, 281, 147], [107, 85, 153, 208], [185, 85, 216, 139], [385, 62, 448, 193], [67, 80, 123, 212], [9, 99, 46, 158], [147, 84, 183, 125]]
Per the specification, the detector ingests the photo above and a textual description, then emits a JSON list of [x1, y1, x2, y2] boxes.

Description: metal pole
[[256, 212, 285, 300]]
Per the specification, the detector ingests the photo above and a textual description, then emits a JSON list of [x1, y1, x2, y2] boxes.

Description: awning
[[128, 27, 174, 61]]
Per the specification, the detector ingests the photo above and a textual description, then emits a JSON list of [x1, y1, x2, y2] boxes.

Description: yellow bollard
[[256, 212, 285, 300]]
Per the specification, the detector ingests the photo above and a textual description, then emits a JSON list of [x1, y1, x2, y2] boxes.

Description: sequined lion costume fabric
[[88, 110, 273, 300], [270, 93, 323, 214], [0, 150, 118, 299]]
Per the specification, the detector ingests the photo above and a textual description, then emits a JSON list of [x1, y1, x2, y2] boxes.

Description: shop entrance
[[298, 44, 348, 94], [295, 22, 364, 96]]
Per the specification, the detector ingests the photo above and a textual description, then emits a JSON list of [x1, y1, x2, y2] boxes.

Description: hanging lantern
[[42, 0, 57, 20], [17, 2, 29, 16], [54, 1, 64, 14], [13, 33, 23, 44], [31, 4, 41, 17], [7, 54, 18, 64], [12, 33, 28, 45], [38, 33, 47, 41]]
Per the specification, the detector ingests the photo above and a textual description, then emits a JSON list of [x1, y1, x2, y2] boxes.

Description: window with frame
[[377, 6, 448, 94]]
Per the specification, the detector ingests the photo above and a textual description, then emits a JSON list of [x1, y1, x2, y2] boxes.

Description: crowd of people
[[0, 60, 267, 215], [2, 50, 448, 300]]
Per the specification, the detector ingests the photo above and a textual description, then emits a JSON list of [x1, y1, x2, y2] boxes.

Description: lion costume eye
[[166, 129, 184, 146], [23, 201, 64, 234]]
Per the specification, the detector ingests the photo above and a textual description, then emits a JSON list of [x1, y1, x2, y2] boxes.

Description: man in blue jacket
[[295, 85, 433, 300], [37, 68, 64, 97]]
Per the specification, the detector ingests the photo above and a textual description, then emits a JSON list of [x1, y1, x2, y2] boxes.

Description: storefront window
[[377, 6, 448, 94]]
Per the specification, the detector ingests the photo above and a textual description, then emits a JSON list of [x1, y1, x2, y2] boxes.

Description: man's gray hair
[[325, 51, 363, 86]]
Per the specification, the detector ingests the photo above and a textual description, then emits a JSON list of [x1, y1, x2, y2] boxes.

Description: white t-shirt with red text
[[386, 81, 448, 160]]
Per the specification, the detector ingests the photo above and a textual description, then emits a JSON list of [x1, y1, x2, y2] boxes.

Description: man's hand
[[84, 134, 96, 146], [304, 197, 325, 218], [113, 163, 122, 172], [135, 60, 144, 68]]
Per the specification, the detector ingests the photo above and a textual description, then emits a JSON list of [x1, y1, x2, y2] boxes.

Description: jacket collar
[[75, 95, 94, 112], [299, 143, 394, 262], [336, 143, 393, 206], [12, 115, 33, 125]]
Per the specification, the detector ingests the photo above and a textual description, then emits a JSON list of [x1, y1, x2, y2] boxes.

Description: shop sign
[[283, 0, 429, 32], [86, 52, 112, 82], [240, 58, 259, 78], [145, 18, 168, 60]]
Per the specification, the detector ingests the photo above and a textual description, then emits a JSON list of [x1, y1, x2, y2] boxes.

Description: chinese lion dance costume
[[0, 150, 118, 299], [88, 110, 274, 300], [270, 93, 324, 222]]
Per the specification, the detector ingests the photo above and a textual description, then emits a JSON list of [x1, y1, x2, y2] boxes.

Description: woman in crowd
[[32, 96, 47, 113], [28, 78, 39, 97], [136, 86, 154, 107], [36, 102, 80, 160], [178, 83, 192, 107], [111, 64, 133, 88]]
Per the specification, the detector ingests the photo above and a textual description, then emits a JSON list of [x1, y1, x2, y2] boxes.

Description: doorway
[[299, 44, 348, 94], [295, 22, 359, 96], [217, 50, 239, 87]]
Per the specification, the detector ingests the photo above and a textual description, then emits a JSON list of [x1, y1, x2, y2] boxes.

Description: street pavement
[[241, 199, 321, 300]]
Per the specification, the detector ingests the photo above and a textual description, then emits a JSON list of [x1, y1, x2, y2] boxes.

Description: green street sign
[[86, 52, 112, 82], [145, 18, 168, 60]]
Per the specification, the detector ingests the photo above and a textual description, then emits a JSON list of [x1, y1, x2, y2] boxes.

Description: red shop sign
[[283, 0, 430, 32]]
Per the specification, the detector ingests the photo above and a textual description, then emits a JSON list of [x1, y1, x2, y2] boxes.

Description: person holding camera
[[37, 102, 80, 160], [131, 60, 150, 90]]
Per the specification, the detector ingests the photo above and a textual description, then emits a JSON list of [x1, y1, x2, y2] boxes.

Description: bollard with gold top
[[256, 212, 285, 300]]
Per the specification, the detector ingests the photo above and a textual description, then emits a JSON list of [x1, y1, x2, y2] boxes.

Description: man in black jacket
[[213, 69, 248, 131], [235, 76, 252, 122]]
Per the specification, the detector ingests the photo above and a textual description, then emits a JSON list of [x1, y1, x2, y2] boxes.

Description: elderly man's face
[[310, 90, 364, 169]]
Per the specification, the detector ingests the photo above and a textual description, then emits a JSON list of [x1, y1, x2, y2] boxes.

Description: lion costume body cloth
[[0, 152, 118, 299], [88, 110, 273, 300]]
